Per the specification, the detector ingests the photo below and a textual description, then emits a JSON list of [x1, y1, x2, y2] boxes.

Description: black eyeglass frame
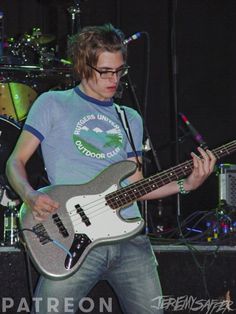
[[86, 63, 130, 79]]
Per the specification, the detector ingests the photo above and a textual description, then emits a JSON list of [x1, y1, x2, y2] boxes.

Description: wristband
[[177, 179, 190, 195]]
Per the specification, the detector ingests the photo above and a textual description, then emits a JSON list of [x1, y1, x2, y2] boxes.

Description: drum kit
[[0, 27, 74, 247]]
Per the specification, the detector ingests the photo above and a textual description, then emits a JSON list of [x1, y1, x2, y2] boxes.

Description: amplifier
[[218, 163, 236, 207]]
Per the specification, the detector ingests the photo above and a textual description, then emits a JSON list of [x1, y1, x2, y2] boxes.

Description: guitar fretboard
[[106, 140, 236, 209]]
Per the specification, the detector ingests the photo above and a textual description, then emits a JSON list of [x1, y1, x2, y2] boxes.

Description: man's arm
[[6, 130, 59, 221], [127, 147, 216, 200]]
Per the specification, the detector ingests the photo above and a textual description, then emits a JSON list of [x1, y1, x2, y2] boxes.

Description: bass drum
[[0, 115, 49, 192], [0, 82, 37, 121]]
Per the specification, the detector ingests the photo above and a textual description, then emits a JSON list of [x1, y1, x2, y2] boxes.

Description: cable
[[19, 228, 73, 258]]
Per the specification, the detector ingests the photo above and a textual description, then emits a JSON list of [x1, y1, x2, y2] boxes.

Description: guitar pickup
[[52, 214, 69, 238], [75, 204, 91, 226]]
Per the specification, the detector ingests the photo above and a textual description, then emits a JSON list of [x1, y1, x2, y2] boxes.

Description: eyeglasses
[[87, 63, 130, 79]]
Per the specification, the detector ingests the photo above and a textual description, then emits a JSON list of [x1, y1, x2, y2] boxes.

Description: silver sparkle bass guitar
[[19, 140, 236, 279]]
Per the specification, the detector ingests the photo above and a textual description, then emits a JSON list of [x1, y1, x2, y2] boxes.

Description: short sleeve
[[23, 91, 58, 141]]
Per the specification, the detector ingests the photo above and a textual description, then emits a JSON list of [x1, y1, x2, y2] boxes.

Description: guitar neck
[[106, 140, 236, 209]]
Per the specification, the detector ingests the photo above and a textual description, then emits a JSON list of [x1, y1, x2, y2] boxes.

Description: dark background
[[1, 248, 236, 314], [1, 0, 236, 235]]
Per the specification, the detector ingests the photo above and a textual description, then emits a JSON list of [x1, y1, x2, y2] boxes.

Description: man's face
[[81, 51, 126, 101]]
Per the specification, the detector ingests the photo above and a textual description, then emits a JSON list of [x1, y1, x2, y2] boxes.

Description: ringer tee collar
[[74, 86, 113, 107]]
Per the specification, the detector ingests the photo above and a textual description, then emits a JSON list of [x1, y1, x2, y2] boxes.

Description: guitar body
[[20, 160, 144, 279]]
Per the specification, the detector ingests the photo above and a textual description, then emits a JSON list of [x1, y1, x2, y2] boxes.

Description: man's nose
[[109, 72, 119, 82]]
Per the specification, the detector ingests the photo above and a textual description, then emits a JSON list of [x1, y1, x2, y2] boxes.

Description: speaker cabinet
[[0, 247, 38, 314], [218, 163, 236, 207]]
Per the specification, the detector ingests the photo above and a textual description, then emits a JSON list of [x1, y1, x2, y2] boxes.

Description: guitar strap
[[115, 104, 142, 171]]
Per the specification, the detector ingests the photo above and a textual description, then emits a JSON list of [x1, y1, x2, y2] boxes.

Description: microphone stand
[[67, 0, 82, 36], [169, 0, 182, 219], [66, 0, 83, 88]]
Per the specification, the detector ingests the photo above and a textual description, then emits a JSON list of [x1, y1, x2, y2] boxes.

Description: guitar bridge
[[32, 223, 51, 245]]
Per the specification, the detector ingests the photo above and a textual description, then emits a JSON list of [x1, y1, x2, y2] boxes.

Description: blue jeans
[[31, 235, 163, 314]]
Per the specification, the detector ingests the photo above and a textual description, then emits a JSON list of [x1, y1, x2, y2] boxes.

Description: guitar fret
[[182, 164, 191, 176], [112, 190, 134, 207], [215, 148, 227, 158], [138, 186, 151, 195], [112, 196, 123, 207]]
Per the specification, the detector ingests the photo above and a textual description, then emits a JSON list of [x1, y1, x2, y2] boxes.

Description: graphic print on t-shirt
[[73, 113, 123, 159]]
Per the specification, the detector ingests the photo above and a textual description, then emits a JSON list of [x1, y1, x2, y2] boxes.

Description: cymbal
[[34, 34, 56, 45], [0, 64, 43, 73]]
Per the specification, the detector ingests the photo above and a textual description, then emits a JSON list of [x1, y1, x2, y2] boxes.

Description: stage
[[0, 243, 235, 314]]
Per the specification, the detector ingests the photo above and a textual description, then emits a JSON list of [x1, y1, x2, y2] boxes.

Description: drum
[[10, 34, 40, 66], [0, 82, 37, 121]]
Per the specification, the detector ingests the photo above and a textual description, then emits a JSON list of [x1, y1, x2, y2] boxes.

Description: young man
[[6, 24, 216, 314]]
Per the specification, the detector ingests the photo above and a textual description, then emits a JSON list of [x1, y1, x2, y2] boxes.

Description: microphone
[[179, 112, 208, 149], [123, 32, 142, 45]]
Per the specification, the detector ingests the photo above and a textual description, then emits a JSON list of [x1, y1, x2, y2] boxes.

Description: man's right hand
[[25, 190, 60, 221]]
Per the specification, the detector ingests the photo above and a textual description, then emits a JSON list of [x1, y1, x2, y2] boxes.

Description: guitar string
[[67, 159, 192, 223], [66, 141, 236, 225], [106, 141, 236, 205], [103, 142, 236, 209], [69, 157, 189, 227], [75, 141, 235, 214], [58, 141, 236, 228], [64, 159, 219, 225], [29, 141, 235, 249]]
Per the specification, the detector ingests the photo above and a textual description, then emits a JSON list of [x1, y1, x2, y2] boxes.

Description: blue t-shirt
[[24, 87, 143, 218]]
